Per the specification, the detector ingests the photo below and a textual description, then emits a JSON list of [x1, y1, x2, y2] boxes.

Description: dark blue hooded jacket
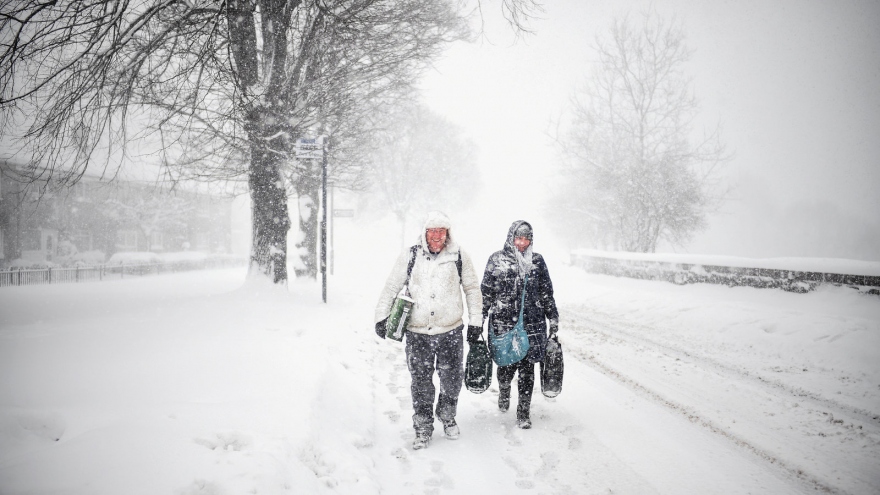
[[481, 221, 559, 363]]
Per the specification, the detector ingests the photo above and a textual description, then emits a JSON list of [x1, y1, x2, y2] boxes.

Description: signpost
[[296, 136, 328, 303], [294, 137, 324, 160]]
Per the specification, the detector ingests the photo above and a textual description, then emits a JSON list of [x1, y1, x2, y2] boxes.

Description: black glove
[[466, 325, 482, 344], [548, 320, 559, 338], [375, 319, 387, 339]]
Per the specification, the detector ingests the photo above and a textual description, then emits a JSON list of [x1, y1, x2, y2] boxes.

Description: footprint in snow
[[503, 455, 536, 489], [173, 479, 223, 495], [536, 450, 561, 479], [504, 424, 523, 447], [193, 432, 251, 452], [515, 479, 535, 489], [560, 424, 585, 450], [423, 460, 453, 493], [392, 446, 408, 460], [13, 411, 66, 443]]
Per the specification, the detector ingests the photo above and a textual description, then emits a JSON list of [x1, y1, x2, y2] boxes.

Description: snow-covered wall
[[570, 250, 880, 294]]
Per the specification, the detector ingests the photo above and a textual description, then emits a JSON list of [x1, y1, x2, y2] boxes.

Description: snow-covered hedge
[[1, 251, 247, 287], [71, 250, 107, 266], [571, 250, 880, 295], [105, 251, 243, 274], [3, 259, 58, 270], [2, 251, 108, 270], [107, 251, 163, 265]]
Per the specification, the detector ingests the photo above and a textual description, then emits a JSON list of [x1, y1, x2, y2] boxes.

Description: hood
[[504, 220, 533, 253], [417, 210, 459, 254], [505, 219, 534, 278]]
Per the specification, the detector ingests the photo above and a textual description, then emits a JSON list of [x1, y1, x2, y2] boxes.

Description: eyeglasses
[[426, 228, 446, 235]]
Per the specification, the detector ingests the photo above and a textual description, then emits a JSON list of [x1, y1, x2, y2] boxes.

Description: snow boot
[[498, 385, 511, 412], [516, 404, 532, 429], [413, 430, 432, 450], [442, 419, 460, 440]]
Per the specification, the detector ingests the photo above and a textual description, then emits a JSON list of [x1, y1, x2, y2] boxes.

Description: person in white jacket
[[375, 211, 483, 450]]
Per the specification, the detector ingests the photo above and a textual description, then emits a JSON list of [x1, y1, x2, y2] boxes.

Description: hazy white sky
[[418, 0, 880, 261]]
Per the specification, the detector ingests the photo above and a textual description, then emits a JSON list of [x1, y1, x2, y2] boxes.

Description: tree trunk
[[294, 163, 321, 279], [249, 148, 291, 284]]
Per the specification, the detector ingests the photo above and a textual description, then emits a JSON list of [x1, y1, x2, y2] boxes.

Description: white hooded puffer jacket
[[375, 211, 482, 336]]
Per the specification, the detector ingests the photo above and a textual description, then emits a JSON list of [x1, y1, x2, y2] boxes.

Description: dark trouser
[[497, 358, 535, 418], [405, 326, 464, 434]]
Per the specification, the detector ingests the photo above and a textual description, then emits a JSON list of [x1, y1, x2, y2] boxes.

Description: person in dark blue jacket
[[470, 220, 559, 428]]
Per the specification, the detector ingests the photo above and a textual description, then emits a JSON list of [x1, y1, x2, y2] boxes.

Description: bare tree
[[0, 0, 541, 284], [551, 11, 729, 253], [0, 0, 469, 284], [365, 102, 479, 246], [480, 0, 543, 35], [284, 0, 543, 275]]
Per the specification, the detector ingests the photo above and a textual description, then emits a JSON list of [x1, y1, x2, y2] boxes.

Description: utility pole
[[329, 186, 334, 276]]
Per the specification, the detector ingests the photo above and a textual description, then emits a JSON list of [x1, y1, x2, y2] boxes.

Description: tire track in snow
[[562, 306, 860, 495], [566, 342, 841, 494], [571, 306, 880, 429]]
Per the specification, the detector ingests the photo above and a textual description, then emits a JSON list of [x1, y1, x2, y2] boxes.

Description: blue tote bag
[[488, 275, 530, 367]]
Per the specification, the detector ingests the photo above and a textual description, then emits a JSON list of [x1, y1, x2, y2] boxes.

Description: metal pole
[[330, 186, 334, 276], [321, 136, 328, 303]]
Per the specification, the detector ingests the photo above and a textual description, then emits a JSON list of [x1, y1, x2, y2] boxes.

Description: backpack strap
[[518, 274, 529, 319], [408, 245, 462, 285]]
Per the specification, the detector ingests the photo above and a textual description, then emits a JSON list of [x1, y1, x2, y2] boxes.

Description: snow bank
[[572, 249, 880, 293], [571, 249, 880, 276]]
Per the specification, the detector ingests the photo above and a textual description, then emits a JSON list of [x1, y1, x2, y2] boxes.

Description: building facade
[[0, 162, 233, 267]]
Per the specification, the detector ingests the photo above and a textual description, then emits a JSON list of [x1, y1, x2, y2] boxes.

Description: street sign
[[295, 137, 324, 159], [333, 209, 354, 218]]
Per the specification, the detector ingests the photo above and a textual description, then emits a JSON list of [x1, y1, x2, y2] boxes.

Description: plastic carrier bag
[[465, 336, 492, 393], [540, 334, 564, 398]]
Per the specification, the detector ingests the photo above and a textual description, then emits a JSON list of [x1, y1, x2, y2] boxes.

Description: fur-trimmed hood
[[417, 210, 460, 255]]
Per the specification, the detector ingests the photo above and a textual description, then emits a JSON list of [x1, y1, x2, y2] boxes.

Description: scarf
[[514, 244, 533, 282]]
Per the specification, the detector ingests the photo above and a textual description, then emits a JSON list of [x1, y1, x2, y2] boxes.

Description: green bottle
[[385, 292, 414, 341]]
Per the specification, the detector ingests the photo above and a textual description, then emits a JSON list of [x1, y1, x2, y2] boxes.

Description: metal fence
[[0, 258, 246, 288]]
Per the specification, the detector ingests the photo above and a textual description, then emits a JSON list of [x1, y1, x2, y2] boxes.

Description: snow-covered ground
[[1, 249, 878, 494]]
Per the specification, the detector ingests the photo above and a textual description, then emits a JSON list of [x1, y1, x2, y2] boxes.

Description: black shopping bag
[[540, 334, 563, 398], [465, 337, 492, 393]]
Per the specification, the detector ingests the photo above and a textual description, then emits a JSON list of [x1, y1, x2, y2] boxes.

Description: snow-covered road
[[563, 305, 878, 494]]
